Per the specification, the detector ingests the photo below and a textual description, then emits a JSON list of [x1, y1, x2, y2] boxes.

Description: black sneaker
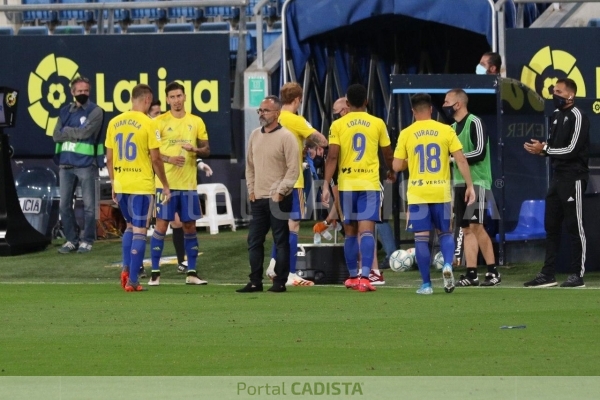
[[524, 273, 557, 288], [455, 274, 480, 287], [139, 266, 147, 279], [480, 272, 501, 287], [560, 274, 585, 288], [379, 257, 391, 270], [236, 282, 263, 293], [267, 283, 287, 293]]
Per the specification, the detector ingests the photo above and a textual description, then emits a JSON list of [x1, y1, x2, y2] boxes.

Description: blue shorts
[[156, 189, 202, 222], [407, 203, 451, 233], [340, 190, 381, 224], [289, 188, 305, 221], [117, 194, 153, 228]]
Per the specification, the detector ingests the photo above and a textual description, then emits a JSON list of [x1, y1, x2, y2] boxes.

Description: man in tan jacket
[[237, 96, 300, 293]]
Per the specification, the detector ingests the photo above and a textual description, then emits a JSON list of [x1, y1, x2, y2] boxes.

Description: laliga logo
[[6, 91, 18, 107], [28, 54, 80, 136], [520, 46, 586, 99]]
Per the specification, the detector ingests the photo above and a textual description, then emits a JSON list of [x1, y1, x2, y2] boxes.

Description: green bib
[[452, 114, 492, 189]]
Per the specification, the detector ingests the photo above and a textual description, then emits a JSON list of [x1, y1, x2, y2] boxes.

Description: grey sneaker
[[524, 273, 557, 288], [560, 274, 585, 288], [58, 241, 78, 254], [77, 242, 92, 253]]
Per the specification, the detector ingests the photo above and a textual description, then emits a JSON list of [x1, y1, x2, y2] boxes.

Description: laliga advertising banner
[[506, 27, 600, 116], [0, 34, 231, 157]]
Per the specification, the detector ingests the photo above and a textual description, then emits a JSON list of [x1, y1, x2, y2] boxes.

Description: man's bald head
[[333, 97, 349, 119]]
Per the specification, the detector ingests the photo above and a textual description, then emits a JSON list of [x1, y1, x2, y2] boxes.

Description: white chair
[[196, 183, 236, 234]]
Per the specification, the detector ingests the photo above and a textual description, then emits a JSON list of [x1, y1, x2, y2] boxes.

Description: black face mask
[[442, 103, 457, 119], [313, 156, 324, 169], [333, 113, 342, 121], [553, 94, 568, 109], [75, 94, 89, 105]]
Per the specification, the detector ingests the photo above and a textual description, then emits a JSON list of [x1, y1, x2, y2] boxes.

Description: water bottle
[[321, 227, 333, 241], [313, 233, 321, 245]]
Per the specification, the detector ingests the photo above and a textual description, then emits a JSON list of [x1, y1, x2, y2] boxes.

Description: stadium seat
[[129, 0, 166, 22], [196, 184, 236, 235], [57, 0, 94, 24], [54, 25, 86, 34], [496, 200, 546, 242], [127, 24, 158, 33], [204, 6, 235, 19], [21, 0, 58, 24], [95, 0, 129, 23], [89, 24, 122, 34], [198, 21, 229, 32], [18, 26, 50, 35], [588, 18, 600, 27], [0, 27, 14, 35], [162, 22, 194, 33], [167, 6, 202, 22]]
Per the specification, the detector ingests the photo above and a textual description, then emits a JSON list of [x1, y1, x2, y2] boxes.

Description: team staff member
[[393, 93, 475, 295], [322, 84, 395, 293], [148, 82, 210, 286], [53, 76, 104, 254], [238, 96, 299, 293], [266, 82, 328, 287], [105, 84, 170, 292], [524, 78, 589, 288], [443, 89, 499, 287], [477, 52, 502, 75]]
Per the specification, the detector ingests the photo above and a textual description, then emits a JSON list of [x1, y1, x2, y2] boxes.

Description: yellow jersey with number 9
[[105, 110, 160, 194], [329, 111, 391, 191], [394, 119, 462, 204]]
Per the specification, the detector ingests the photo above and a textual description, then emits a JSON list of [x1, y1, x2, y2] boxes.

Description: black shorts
[[454, 184, 490, 228]]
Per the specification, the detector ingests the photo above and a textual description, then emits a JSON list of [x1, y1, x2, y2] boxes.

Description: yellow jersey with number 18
[[394, 119, 462, 204], [105, 110, 161, 194], [154, 112, 209, 191], [329, 111, 391, 191], [279, 110, 314, 189]]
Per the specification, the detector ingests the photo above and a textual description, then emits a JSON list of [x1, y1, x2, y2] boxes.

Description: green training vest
[[452, 114, 492, 189]]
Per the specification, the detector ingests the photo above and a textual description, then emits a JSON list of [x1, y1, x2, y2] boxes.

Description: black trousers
[[247, 194, 292, 285], [542, 179, 587, 277]]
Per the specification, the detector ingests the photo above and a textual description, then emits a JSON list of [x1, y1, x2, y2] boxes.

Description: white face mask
[[476, 64, 487, 75]]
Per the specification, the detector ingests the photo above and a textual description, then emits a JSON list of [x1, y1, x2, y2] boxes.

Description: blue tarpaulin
[[284, 0, 499, 79]]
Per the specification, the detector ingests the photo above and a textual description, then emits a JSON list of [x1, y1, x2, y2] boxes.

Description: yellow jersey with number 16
[[105, 110, 161, 195], [329, 111, 391, 191]]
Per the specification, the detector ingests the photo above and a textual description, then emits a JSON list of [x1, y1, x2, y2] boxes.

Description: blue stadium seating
[[588, 18, 600, 27], [127, 23, 158, 33], [89, 24, 122, 34], [95, 0, 129, 23], [58, 0, 94, 24], [21, 0, 58, 24], [162, 22, 194, 33], [167, 5, 202, 21], [0, 27, 14, 35], [198, 21, 229, 32], [54, 25, 86, 34], [18, 26, 50, 35], [496, 200, 546, 241], [204, 6, 235, 19], [129, 0, 166, 22]]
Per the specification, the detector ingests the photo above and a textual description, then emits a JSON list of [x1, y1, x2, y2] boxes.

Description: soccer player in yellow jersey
[[266, 82, 328, 286], [148, 82, 210, 286], [393, 93, 475, 295], [105, 84, 170, 292], [322, 84, 395, 293]]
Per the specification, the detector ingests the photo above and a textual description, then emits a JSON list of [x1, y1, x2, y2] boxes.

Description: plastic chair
[[54, 25, 86, 34], [127, 24, 158, 33], [89, 24, 122, 34], [162, 22, 194, 33], [17, 26, 50, 35], [196, 184, 236, 234], [496, 200, 546, 241], [21, 0, 58, 24], [57, 0, 94, 24]]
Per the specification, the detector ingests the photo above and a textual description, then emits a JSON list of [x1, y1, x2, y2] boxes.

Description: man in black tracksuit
[[523, 78, 589, 288]]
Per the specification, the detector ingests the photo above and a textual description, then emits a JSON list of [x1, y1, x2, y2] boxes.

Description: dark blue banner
[[0, 34, 231, 157]]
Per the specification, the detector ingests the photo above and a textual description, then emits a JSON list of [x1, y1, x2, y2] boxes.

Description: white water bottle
[[313, 233, 321, 245], [321, 226, 333, 241]]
